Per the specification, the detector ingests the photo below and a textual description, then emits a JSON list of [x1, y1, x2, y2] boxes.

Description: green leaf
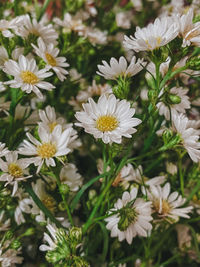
[[70, 172, 110, 212]]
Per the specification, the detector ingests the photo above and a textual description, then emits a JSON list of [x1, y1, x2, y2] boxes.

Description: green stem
[[178, 156, 184, 196], [159, 65, 187, 90], [185, 178, 200, 205], [38, 0, 52, 21], [82, 174, 115, 234], [51, 169, 74, 226]]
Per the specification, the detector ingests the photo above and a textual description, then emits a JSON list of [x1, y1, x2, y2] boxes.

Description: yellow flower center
[[37, 143, 56, 158], [96, 115, 118, 132], [48, 122, 57, 132], [20, 71, 39, 84], [154, 199, 171, 215], [42, 195, 56, 213], [156, 36, 162, 47], [45, 53, 57, 66], [8, 163, 23, 178]]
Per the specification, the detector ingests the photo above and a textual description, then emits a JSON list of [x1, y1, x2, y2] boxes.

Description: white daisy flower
[[175, 8, 200, 47], [75, 94, 142, 144], [38, 105, 68, 133], [0, 241, 23, 267], [85, 27, 107, 45], [172, 113, 200, 162], [38, 105, 81, 150], [32, 37, 69, 81], [4, 55, 55, 99], [0, 151, 32, 196], [157, 87, 191, 120], [166, 162, 177, 175], [143, 183, 193, 222], [60, 163, 83, 192], [30, 179, 57, 223], [39, 223, 58, 252], [15, 14, 58, 45], [0, 16, 25, 38], [0, 143, 9, 158], [14, 188, 33, 225], [129, 165, 166, 187], [97, 56, 145, 80], [105, 188, 153, 244], [0, 46, 9, 69], [124, 16, 179, 52], [53, 13, 86, 35], [18, 124, 72, 173], [0, 211, 10, 232]]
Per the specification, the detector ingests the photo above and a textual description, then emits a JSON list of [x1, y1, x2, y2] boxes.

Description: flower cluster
[[0, 0, 200, 266]]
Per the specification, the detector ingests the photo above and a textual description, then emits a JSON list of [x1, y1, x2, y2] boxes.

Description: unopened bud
[[187, 57, 200, 70], [23, 228, 35, 236], [167, 94, 181, 104], [10, 239, 21, 250], [148, 89, 157, 102], [69, 227, 82, 243], [4, 230, 13, 240], [59, 184, 70, 195]]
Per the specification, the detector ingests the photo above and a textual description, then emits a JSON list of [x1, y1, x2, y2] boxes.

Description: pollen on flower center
[[118, 207, 138, 231], [8, 163, 23, 178], [20, 71, 39, 84], [154, 199, 171, 215], [96, 115, 118, 132], [48, 121, 57, 132], [42, 195, 56, 213], [37, 143, 56, 158], [45, 53, 57, 66], [156, 36, 162, 46]]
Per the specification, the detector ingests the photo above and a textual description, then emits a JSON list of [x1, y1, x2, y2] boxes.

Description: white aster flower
[[4, 55, 55, 99], [129, 165, 166, 187], [0, 211, 10, 232], [54, 13, 86, 35], [157, 87, 191, 120], [0, 241, 23, 267], [97, 56, 145, 80], [85, 27, 107, 45], [75, 94, 142, 144], [38, 105, 68, 133], [0, 16, 24, 38], [0, 151, 31, 196], [175, 8, 200, 47], [15, 14, 58, 45], [0, 143, 9, 157], [144, 183, 193, 222], [172, 113, 200, 162], [105, 188, 153, 244], [60, 163, 83, 192], [18, 125, 72, 172], [14, 189, 33, 225], [39, 223, 58, 252], [124, 16, 178, 52], [32, 37, 69, 81], [116, 11, 132, 29], [38, 105, 81, 150], [166, 162, 177, 175]]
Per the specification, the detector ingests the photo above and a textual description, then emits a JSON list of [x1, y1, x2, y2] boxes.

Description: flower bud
[[148, 89, 157, 102], [167, 94, 181, 104], [4, 230, 13, 240], [59, 184, 70, 195], [10, 239, 21, 250], [69, 227, 82, 243], [187, 56, 200, 70], [23, 228, 35, 236]]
